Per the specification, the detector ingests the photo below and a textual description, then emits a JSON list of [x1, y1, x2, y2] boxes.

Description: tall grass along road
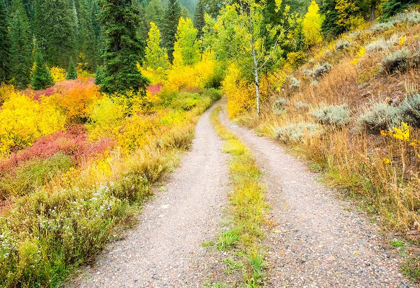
[[219, 111, 410, 287], [68, 106, 229, 287]]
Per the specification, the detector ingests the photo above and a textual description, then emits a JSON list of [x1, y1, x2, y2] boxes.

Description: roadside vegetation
[[207, 107, 268, 287]]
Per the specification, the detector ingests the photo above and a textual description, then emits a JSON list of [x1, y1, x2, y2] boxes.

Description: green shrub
[[171, 92, 200, 111], [272, 98, 287, 114], [0, 153, 73, 198], [365, 39, 390, 52], [294, 101, 309, 111], [356, 103, 402, 134], [289, 77, 300, 89], [381, 48, 411, 74], [275, 122, 323, 143], [335, 40, 351, 51], [312, 62, 332, 78], [312, 104, 351, 127], [370, 22, 395, 32], [400, 94, 420, 127], [202, 88, 222, 102]]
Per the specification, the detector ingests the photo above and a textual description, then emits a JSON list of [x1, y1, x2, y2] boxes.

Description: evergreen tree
[[42, 0, 77, 67], [145, 22, 168, 69], [66, 56, 78, 79], [0, 0, 11, 83], [34, 0, 47, 54], [320, 0, 345, 39], [302, 1, 323, 47], [173, 17, 200, 66], [99, 0, 149, 95], [194, 0, 205, 39], [94, 65, 103, 85], [145, 0, 164, 31], [163, 0, 181, 63], [31, 50, 54, 90], [79, 0, 98, 71], [10, 0, 32, 88]]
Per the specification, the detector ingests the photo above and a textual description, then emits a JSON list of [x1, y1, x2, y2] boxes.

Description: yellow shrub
[[222, 64, 256, 118], [117, 114, 158, 153], [139, 65, 167, 85], [49, 67, 67, 82], [0, 83, 16, 104], [0, 92, 66, 157]]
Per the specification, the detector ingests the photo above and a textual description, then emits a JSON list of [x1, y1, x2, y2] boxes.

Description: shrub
[[272, 98, 287, 114], [365, 39, 390, 52], [312, 104, 351, 127], [335, 40, 351, 51], [50, 82, 102, 123], [289, 77, 300, 89], [0, 153, 73, 198], [370, 22, 394, 32], [0, 92, 66, 157], [400, 94, 420, 127], [294, 101, 309, 111], [356, 102, 402, 134], [31, 51, 54, 90], [275, 122, 323, 143], [0, 83, 16, 105], [66, 57, 77, 80], [302, 68, 313, 78], [202, 88, 222, 102], [49, 67, 67, 82], [382, 48, 411, 74], [312, 62, 332, 78], [310, 80, 320, 87]]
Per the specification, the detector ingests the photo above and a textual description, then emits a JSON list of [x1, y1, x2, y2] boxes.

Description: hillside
[[234, 9, 420, 280]]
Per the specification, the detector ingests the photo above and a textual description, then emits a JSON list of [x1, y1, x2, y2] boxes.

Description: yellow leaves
[[302, 1, 323, 46], [399, 36, 407, 47], [49, 67, 66, 82], [383, 158, 391, 165], [0, 91, 66, 157], [391, 122, 410, 142], [351, 46, 366, 65]]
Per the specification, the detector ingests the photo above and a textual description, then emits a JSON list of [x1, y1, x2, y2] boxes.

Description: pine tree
[[99, 0, 149, 95], [163, 0, 181, 63], [194, 0, 205, 39], [320, 0, 345, 39], [31, 50, 54, 90], [173, 17, 200, 66], [145, 22, 168, 69], [145, 0, 164, 31], [79, 0, 98, 71], [302, 1, 323, 47], [42, 0, 77, 67], [10, 0, 32, 88], [0, 0, 11, 83], [34, 0, 47, 55], [66, 56, 78, 79]]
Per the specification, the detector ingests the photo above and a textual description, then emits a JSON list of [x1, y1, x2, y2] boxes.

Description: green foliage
[[275, 122, 324, 143], [145, 22, 169, 70], [145, 0, 165, 31], [66, 56, 78, 80], [0, 0, 11, 83], [10, 0, 32, 88], [381, 48, 411, 74], [99, 0, 149, 95], [173, 17, 200, 66], [356, 103, 402, 134], [311, 103, 351, 127], [217, 230, 240, 251], [31, 50, 55, 90], [402, 257, 420, 282], [0, 153, 73, 198], [94, 65, 104, 85], [41, 0, 77, 67], [194, 0, 205, 38], [400, 94, 420, 127], [79, 0, 99, 71], [302, 1, 323, 47], [201, 88, 222, 102], [163, 0, 181, 63], [381, 0, 411, 20], [320, 0, 346, 39]]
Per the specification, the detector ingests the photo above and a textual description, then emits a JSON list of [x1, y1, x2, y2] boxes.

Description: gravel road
[[69, 106, 229, 288], [219, 111, 410, 288]]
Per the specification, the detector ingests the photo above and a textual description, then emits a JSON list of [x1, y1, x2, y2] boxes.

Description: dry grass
[[235, 16, 420, 239]]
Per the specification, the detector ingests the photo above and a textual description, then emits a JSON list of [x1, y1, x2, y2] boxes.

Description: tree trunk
[[370, 5, 375, 21], [252, 44, 260, 117]]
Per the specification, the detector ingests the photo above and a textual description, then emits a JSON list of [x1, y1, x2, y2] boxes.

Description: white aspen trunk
[[252, 43, 260, 116]]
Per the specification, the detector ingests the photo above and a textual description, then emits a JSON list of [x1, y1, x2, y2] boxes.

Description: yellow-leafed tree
[[302, 1, 323, 47]]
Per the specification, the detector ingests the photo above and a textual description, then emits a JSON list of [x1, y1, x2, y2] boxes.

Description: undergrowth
[[208, 107, 268, 287]]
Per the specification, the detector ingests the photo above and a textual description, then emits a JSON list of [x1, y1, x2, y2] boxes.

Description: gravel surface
[[219, 111, 411, 288], [68, 106, 229, 288]]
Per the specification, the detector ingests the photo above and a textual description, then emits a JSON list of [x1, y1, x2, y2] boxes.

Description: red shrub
[[0, 125, 113, 176], [147, 84, 162, 95]]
